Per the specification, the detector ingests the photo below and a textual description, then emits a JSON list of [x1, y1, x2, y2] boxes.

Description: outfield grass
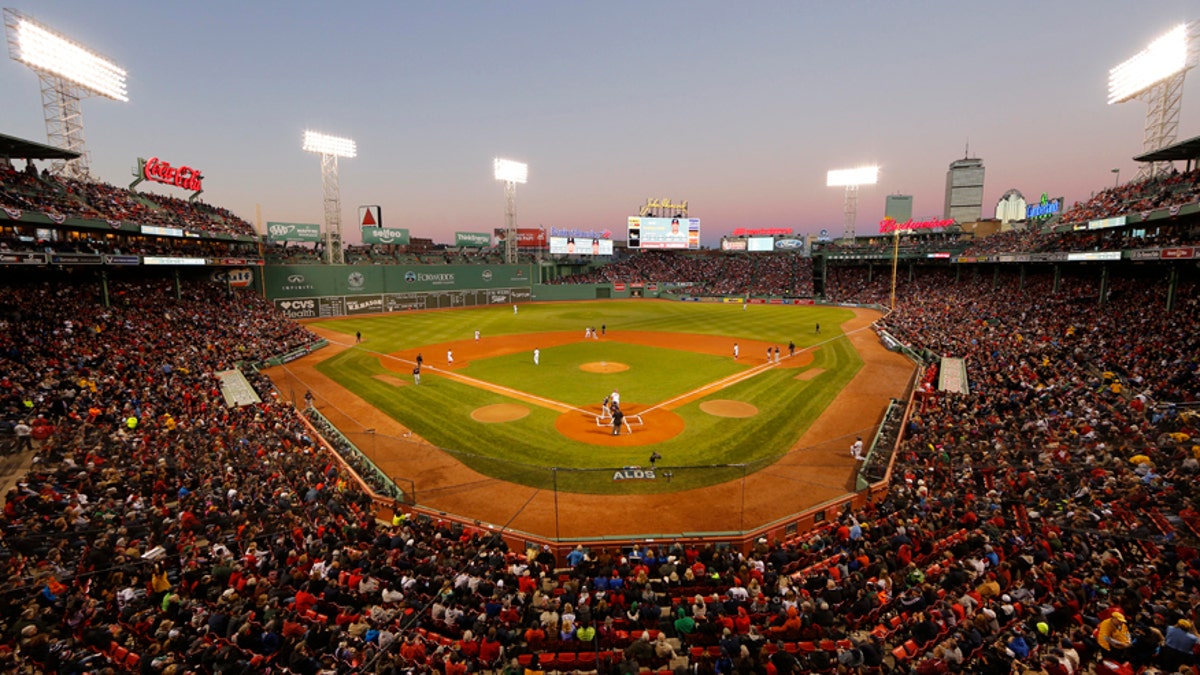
[[312, 301, 863, 494]]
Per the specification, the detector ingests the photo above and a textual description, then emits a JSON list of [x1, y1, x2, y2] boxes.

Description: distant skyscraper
[[944, 155, 985, 223], [885, 194, 913, 223], [994, 189, 1027, 224]]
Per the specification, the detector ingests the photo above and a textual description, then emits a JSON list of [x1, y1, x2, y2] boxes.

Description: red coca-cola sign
[[142, 157, 203, 192]]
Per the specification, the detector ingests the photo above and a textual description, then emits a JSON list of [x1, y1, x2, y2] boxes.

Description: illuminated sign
[[733, 227, 793, 236], [721, 240, 747, 251], [774, 238, 804, 250], [639, 198, 688, 215], [1025, 193, 1064, 220], [550, 227, 613, 240], [550, 236, 613, 255], [133, 157, 203, 196], [1087, 216, 1127, 230], [1066, 251, 1122, 261], [747, 237, 774, 252], [628, 217, 699, 250], [879, 217, 955, 233], [141, 225, 184, 238], [143, 256, 206, 266]]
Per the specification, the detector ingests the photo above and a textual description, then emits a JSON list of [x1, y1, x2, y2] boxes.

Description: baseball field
[[271, 299, 913, 536]]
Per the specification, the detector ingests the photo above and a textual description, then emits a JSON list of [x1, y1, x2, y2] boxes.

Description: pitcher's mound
[[700, 400, 759, 418], [580, 362, 629, 373], [471, 404, 530, 423]]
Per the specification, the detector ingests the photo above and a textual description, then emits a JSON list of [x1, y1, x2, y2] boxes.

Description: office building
[[944, 156, 985, 223]]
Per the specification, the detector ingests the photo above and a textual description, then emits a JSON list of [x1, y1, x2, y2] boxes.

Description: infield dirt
[[273, 307, 913, 538]]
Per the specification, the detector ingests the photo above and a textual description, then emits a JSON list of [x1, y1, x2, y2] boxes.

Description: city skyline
[[1, 1, 1197, 246]]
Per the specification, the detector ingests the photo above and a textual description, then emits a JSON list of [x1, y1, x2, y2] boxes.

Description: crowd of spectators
[[1059, 168, 1200, 225], [0, 162, 256, 238], [0, 255, 1198, 675], [555, 251, 814, 297], [0, 232, 261, 261]]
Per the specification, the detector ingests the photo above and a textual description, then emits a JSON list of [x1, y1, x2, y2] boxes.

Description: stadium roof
[[0, 132, 81, 160], [1134, 133, 1200, 163]]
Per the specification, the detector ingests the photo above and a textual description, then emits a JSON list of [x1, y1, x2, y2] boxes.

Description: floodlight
[[493, 158, 528, 184], [826, 167, 879, 187], [5, 11, 127, 101], [1108, 24, 1190, 104], [301, 129, 356, 265], [303, 130, 357, 158]]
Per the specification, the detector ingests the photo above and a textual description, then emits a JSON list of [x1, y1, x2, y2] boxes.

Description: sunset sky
[[2, 1, 1197, 245]]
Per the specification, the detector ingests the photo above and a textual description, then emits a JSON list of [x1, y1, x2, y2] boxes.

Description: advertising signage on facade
[[493, 228, 547, 248], [455, 231, 491, 248], [361, 227, 410, 245], [266, 222, 321, 242], [549, 236, 613, 255]]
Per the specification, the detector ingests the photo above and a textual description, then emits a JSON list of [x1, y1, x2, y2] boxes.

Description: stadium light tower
[[494, 158, 527, 265], [826, 166, 879, 241], [1108, 21, 1200, 180], [303, 130, 356, 265], [4, 8, 129, 180]]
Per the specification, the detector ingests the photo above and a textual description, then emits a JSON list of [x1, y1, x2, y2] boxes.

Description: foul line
[[641, 323, 881, 415], [335, 321, 879, 420], [344, 343, 592, 415]]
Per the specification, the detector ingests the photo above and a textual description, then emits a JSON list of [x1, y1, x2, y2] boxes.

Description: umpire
[[611, 404, 625, 436]]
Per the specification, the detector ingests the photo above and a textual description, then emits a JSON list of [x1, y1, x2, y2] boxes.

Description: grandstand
[[3, 142, 1200, 674]]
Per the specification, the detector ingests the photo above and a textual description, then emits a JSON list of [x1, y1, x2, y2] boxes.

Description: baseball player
[[513, 304, 518, 315], [534, 348, 540, 366], [475, 330, 480, 342], [412, 365, 421, 385], [733, 342, 739, 360], [585, 326, 592, 339], [447, 349, 454, 365], [850, 437, 864, 460], [599, 395, 611, 420], [610, 389, 620, 407]]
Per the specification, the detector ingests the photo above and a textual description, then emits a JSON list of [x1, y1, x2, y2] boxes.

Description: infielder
[[733, 342, 739, 360], [534, 348, 540, 365], [474, 330, 480, 342], [447, 349, 454, 365]]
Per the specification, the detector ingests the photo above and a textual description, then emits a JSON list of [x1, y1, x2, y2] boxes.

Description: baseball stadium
[[1, 6, 1200, 675]]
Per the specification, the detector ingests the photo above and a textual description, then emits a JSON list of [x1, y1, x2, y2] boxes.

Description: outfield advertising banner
[[266, 222, 321, 242], [274, 287, 531, 319], [362, 227, 410, 245], [265, 264, 536, 298], [456, 231, 491, 248]]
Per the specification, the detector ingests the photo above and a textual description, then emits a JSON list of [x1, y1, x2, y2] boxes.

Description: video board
[[549, 237, 613, 255], [627, 217, 700, 250]]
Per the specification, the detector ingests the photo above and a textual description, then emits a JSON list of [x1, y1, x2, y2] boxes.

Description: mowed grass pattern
[[312, 301, 863, 494], [461, 342, 746, 407]]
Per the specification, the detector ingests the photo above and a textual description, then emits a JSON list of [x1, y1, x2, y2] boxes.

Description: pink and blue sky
[[2, 1, 1197, 245]]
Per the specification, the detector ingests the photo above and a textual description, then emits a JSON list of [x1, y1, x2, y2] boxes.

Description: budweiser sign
[[139, 157, 203, 192], [879, 217, 955, 234]]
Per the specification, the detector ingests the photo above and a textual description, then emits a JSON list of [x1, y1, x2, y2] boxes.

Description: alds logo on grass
[[612, 468, 656, 481]]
